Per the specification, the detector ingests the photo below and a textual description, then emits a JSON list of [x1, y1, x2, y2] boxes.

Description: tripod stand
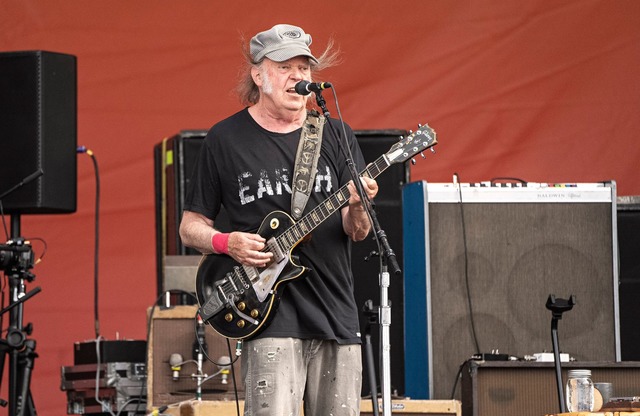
[[0, 214, 40, 416]]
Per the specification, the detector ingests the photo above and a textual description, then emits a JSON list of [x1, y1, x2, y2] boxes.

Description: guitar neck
[[277, 155, 391, 250]]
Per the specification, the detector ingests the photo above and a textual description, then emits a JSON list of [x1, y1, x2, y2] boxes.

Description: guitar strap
[[291, 110, 325, 220]]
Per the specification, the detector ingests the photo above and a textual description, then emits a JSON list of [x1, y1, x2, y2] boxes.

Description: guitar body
[[195, 210, 307, 340]]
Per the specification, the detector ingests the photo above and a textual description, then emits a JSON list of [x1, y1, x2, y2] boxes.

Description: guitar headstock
[[385, 123, 437, 164]]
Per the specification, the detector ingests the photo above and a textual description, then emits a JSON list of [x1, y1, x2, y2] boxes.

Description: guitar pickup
[[266, 236, 287, 263]]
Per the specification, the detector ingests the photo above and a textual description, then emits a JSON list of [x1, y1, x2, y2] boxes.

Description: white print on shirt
[[314, 166, 333, 193], [238, 166, 333, 206]]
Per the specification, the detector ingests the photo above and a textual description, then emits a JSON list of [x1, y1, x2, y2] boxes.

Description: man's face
[[256, 56, 312, 113]]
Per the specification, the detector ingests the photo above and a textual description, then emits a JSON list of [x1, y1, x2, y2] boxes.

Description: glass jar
[[566, 369, 594, 412]]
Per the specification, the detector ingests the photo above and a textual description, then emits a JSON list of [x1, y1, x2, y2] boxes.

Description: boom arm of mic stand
[[0, 287, 41, 317], [314, 91, 330, 118], [314, 90, 373, 223], [314, 91, 401, 275]]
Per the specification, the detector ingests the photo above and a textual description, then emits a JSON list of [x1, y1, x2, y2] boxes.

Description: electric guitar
[[195, 124, 437, 340]]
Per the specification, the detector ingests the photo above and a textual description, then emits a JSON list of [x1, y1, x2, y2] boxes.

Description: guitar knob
[[250, 309, 259, 318], [237, 320, 246, 328], [225, 313, 233, 322], [237, 302, 246, 311]]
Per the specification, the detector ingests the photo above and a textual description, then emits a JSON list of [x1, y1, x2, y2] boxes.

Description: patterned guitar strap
[[291, 110, 325, 220]]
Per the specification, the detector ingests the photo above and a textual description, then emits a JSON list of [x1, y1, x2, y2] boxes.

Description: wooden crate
[[163, 399, 461, 416]]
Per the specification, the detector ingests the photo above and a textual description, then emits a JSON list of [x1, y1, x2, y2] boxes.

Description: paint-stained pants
[[242, 337, 362, 416]]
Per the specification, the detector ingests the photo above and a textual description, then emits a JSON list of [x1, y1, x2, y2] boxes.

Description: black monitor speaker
[[0, 51, 77, 214]]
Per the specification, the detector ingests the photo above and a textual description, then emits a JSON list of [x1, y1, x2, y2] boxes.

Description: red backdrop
[[1, 1, 639, 414]]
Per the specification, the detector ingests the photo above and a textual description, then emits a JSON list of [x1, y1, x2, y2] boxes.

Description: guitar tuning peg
[[430, 148, 436, 154], [411, 158, 417, 165], [420, 152, 426, 159]]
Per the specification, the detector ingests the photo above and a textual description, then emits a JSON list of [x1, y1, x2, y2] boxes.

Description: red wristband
[[211, 233, 230, 255]]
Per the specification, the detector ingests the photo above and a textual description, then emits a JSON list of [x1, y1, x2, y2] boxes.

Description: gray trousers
[[242, 337, 362, 415]]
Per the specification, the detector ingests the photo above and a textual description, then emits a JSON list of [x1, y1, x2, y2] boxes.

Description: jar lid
[[568, 369, 592, 378]]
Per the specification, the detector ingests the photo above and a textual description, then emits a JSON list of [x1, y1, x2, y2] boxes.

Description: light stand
[[314, 90, 400, 416], [0, 171, 43, 416], [546, 294, 575, 414], [0, 216, 40, 416]]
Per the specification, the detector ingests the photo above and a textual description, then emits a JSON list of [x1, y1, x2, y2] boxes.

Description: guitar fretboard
[[276, 155, 390, 252]]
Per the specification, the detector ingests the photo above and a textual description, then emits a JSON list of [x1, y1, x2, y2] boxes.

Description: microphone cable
[[77, 146, 101, 340], [453, 173, 481, 356], [448, 173, 481, 400]]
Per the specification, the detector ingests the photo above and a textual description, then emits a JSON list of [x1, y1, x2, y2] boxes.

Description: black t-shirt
[[184, 108, 367, 344]]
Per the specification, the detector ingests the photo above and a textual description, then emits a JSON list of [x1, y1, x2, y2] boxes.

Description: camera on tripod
[[0, 238, 35, 273]]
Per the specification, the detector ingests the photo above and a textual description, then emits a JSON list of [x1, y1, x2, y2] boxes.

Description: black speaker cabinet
[[147, 305, 244, 411], [403, 181, 620, 399], [154, 129, 409, 394], [617, 195, 640, 361], [0, 51, 77, 214], [461, 360, 640, 416], [154, 131, 230, 296]]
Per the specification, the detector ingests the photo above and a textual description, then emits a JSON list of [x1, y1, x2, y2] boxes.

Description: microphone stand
[[314, 91, 400, 416], [192, 315, 208, 401], [546, 294, 575, 414]]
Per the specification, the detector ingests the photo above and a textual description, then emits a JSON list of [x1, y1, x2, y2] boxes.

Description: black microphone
[[294, 80, 332, 96], [0, 169, 44, 201]]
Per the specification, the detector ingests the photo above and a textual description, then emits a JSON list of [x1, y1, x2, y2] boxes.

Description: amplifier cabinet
[[461, 360, 640, 416], [617, 195, 640, 361], [147, 305, 243, 411], [403, 181, 620, 399]]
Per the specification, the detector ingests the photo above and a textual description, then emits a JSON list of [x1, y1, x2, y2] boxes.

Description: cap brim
[[262, 46, 318, 64]]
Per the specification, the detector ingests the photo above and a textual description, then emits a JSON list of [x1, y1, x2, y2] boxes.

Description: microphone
[[294, 80, 332, 96], [169, 353, 183, 381], [218, 356, 231, 384], [0, 169, 44, 201]]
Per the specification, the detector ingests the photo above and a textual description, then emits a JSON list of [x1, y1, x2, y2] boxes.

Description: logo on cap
[[282, 30, 302, 39]]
